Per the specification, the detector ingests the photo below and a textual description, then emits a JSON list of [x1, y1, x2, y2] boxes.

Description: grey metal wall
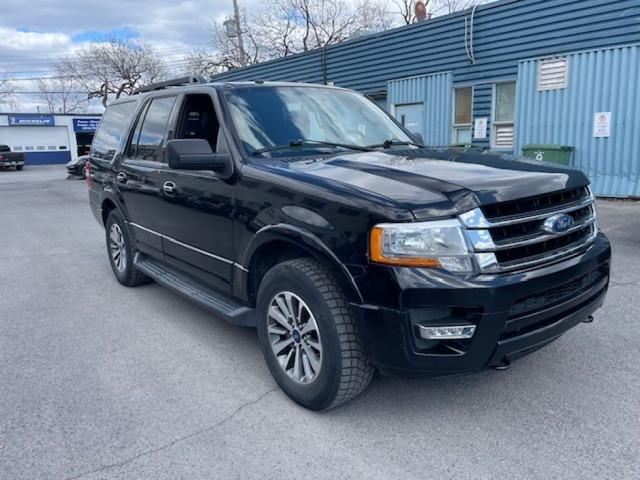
[[387, 72, 453, 146], [515, 45, 640, 197]]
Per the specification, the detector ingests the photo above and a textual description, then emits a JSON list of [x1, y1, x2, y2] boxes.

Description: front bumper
[[351, 232, 611, 377]]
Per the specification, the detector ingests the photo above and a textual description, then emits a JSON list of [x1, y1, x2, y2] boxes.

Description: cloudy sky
[[1, 0, 255, 111]]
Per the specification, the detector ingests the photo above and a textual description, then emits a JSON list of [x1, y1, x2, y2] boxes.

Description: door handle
[[163, 181, 177, 196], [116, 172, 127, 184]]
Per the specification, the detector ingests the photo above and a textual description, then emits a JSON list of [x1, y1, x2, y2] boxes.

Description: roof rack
[[132, 75, 207, 95]]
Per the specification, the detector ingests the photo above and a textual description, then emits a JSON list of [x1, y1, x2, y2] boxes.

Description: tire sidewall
[[105, 210, 136, 285], [257, 262, 343, 410]]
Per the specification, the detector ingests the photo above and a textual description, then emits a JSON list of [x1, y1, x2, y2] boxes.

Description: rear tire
[[256, 258, 373, 410], [105, 210, 150, 287], [16, 165, 23, 171]]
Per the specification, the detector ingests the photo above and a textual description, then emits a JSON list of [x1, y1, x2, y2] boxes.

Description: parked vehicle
[[66, 155, 89, 178], [87, 77, 611, 410], [0, 145, 25, 170]]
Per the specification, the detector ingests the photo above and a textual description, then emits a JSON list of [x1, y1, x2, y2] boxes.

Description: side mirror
[[411, 132, 424, 145], [167, 139, 232, 177]]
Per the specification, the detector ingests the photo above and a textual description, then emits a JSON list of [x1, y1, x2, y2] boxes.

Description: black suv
[[87, 77, 611, 410]]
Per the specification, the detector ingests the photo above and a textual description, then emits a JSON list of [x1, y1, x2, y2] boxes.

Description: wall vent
[[494, 125, 514, 148], [538, 57, 569, 91]]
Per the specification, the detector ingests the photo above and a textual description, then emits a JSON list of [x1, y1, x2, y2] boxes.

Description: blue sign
[[73, 118, 101, 132], [9, 115, 55, 126]]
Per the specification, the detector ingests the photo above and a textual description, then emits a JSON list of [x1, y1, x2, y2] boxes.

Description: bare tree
[[36, 68, 89, 114], [187, 0, 490, 75], [183, 48, 236, 77], [188, 0, 398, 74], [57, 39, 168, 107], [0, 74, 17, 111], [356, 0, 397, 33], [210, 11, 263, 68], [432, 0, 487, 15], [393, 0, 488, 24], [251, 0, 301, 59]]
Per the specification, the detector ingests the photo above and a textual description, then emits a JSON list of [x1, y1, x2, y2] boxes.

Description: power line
[[12, 92, 89, 95]]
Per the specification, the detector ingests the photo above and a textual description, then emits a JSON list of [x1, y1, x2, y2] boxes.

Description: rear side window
[[128, 96, 177, 162], [91, 102, 136, 161]]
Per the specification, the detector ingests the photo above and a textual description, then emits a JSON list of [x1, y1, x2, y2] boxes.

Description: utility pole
[[232, 0, 247, 67]]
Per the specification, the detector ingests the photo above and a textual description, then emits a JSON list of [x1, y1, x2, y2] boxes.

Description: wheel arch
[[101, 198, 118, 226], [100, 195, 138, 253], [239, 224, 364, 307]]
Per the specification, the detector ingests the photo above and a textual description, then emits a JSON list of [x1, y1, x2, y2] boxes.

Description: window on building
[[538, 57, 569, 91], [453, 87, 472, 144], [493, 82, 516, 149]]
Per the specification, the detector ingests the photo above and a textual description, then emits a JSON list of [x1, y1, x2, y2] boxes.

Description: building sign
[[73, 118, 101, 132], [474, 117, 488, 139], [593, 112, 611, 138], [8, 115, 55, 126]]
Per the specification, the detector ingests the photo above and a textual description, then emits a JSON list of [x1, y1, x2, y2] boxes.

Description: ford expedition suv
[[87, 77, 611, 410]]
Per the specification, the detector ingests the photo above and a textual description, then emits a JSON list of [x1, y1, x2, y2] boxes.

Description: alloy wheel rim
[[267, 291, 322, 384], [109, 223, 127, 273]]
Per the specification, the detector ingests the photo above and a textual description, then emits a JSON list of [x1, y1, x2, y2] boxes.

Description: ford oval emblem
[[542, 213, 574, 234]]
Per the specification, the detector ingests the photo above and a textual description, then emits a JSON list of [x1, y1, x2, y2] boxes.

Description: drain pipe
[[321, 45, 328, 85], [464, 5, 478, 64]]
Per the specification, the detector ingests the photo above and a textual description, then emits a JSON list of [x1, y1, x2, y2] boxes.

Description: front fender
[[238, 223, 364, 304]]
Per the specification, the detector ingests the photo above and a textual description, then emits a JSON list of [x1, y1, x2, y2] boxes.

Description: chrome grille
[[460, 186, 598, 272]]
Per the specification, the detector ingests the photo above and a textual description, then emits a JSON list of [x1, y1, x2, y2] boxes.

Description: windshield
[[223, 86, 415, 157]]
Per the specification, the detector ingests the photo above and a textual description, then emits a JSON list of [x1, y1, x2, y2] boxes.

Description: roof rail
[[132, 75, 207, 95]]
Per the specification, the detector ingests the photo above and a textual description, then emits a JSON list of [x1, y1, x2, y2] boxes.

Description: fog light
[[419, 325, 476, 340]]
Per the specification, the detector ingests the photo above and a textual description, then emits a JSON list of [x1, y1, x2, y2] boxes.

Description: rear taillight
[[85, 162, 92, 188]]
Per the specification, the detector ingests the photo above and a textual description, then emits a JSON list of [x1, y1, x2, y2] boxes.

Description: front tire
[[257, 258, 373, 410], [105, 210, 150, 287]]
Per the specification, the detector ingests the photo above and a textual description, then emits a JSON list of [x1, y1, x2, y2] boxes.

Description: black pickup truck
[[87, 78, 610, 410], [0, 145, 25, 170]]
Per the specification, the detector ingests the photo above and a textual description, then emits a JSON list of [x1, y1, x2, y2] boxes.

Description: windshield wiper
[[251, 139, 374, 156], [366, 139, 425, 149]]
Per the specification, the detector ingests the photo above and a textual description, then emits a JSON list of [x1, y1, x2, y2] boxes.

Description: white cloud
[[0, 27, 71, 52], [0, 0, 267, 110], [0, 2, 267, 70]]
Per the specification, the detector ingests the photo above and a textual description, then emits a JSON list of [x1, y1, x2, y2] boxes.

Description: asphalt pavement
[[1, 166, 638, 480]]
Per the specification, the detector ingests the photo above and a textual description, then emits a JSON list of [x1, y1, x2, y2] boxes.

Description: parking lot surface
[[1, 166, 639, 480]]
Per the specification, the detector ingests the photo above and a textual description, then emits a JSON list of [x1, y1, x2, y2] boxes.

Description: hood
[[256, 148, 589, 219]]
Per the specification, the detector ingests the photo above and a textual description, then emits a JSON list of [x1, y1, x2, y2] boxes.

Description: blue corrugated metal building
[[211, 0, 640, 197]]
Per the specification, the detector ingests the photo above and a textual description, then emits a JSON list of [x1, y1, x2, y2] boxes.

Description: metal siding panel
[[212, 0, 640, 96], [472, 84, 492, 148], [515, 45, 640, 197], [388, 72, 452, 145]]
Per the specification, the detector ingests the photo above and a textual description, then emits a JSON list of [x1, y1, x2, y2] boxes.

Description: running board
[[134, 254, 256, 327]]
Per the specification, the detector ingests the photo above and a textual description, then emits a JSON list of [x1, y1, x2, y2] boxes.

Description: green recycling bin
[[521, 144, 574, 165]]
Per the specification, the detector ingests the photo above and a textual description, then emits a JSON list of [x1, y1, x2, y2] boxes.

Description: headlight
[[369, 219, 473, 272]]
